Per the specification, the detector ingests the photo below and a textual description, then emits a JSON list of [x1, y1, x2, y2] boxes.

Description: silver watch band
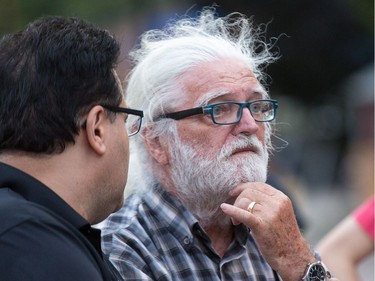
[[301, 261, 332, 281]]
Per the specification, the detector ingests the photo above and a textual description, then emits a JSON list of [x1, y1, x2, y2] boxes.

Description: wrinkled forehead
[[178, 58, 268, 107], [196, 86, 267, 106]]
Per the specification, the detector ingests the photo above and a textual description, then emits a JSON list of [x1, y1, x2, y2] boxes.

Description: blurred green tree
[[0, 0, 172, 35]]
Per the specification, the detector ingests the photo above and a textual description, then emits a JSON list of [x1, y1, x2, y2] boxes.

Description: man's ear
[[142, 127, 169, 165], [84, 105, 108, 155]]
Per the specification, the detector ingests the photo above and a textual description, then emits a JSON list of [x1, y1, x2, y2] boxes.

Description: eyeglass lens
[[126, 115, 142, 136], [212, 101, 275, 124]]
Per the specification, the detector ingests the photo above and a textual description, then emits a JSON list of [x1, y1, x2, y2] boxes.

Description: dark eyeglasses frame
[[159, 99, 278, 125], [101, 104, 144, 136]]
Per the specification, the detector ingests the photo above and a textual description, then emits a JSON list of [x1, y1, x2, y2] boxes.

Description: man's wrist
[[275, 243, 319, 281], [275, 250, 316, 281], [301, 260, 332, 281]]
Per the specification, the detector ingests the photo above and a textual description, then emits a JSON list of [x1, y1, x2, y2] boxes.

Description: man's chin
[[194, 208, 233, 229]]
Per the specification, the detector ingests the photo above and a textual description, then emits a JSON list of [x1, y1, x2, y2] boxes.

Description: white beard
[[167, 133, 269, 227]]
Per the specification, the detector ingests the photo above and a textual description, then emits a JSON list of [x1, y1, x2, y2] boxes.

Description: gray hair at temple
[[125, 7, 279, 193]]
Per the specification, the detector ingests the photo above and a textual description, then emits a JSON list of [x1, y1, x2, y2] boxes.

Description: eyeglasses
[[159, 99, 278, 125], [101, 104, 143, 136]]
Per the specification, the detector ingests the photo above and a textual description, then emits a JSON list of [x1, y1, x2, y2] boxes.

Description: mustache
[[218, 135, 264, 159]]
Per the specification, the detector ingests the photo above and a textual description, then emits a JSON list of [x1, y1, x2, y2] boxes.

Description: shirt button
[[183, 236, 191, 245]]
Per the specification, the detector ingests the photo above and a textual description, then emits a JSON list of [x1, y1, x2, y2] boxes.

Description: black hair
[[0, 16, 121, 153]]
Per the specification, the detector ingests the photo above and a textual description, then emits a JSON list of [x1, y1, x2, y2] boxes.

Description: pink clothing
[[353, 197, 374, 240]]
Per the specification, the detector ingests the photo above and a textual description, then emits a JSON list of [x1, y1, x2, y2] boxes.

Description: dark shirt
[[0, 162, 122, 281]]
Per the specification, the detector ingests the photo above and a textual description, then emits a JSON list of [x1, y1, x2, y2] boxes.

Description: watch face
[[308, 264, 326, 281]]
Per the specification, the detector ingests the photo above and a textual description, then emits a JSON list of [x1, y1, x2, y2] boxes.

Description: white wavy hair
[[125, 7, 278, 195]]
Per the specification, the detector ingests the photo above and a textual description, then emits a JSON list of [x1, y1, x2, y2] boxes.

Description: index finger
[[229, 182, 278, 197], [220, 202, 260, 228]]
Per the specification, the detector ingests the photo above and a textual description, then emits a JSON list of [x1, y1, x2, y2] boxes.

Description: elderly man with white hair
[[102, 8, 335, 281]]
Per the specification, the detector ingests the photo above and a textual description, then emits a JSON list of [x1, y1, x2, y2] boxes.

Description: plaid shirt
[[102, 185, 279, 280]]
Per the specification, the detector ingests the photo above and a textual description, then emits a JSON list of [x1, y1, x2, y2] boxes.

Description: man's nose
[[231, 107, 259, 135]]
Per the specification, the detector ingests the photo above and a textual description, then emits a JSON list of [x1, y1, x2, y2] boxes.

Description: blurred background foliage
[[1, 0, 372, 105], [0, 0, 172, 33]]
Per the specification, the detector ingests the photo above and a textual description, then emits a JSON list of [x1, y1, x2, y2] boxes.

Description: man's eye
[[250, 103, 261, 113], [212, 106, 224, 116], [212, 104, 232, 116]]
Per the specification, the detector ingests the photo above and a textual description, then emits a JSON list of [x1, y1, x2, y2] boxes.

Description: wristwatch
[[301, 261, 332, 281]]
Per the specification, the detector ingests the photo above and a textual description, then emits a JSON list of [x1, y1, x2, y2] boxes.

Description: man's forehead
[[180, 58, 268, 106], [195, 86, 267, 106]]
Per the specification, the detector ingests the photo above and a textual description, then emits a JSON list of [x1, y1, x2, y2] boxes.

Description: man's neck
[[0, 151, 92, 222], [204, 219, 234, 258]]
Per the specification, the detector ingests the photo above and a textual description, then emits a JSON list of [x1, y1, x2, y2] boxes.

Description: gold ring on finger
[[247, 201, 257, 213]]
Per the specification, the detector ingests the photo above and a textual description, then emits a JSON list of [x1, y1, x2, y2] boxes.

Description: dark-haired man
[[0, 16, 143, 280]]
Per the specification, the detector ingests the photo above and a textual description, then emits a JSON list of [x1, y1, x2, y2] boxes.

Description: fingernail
[[220, 203, 227, 210], [220, 203, 231, 212]]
